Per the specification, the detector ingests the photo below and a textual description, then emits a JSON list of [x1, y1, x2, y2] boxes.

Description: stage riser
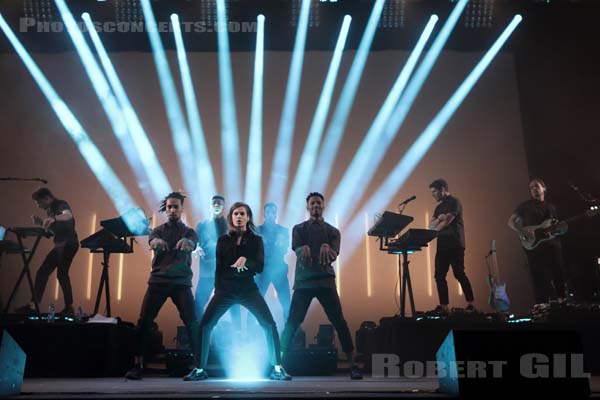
[[1, 322, 136, 377], [358, 318, 600, 374]]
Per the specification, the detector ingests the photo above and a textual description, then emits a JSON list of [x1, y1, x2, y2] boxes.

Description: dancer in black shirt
[[280, 192, 362, 380], [125, 192, 200, 381]]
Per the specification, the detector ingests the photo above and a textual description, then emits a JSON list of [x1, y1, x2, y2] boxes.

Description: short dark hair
[[212, 194, 225, 202], [529, 178, 546, 190], [32, 187, 54, 201], [306, 192, 325, 204], [429, 179, 448, 191], [159, 191, 186, 213], [264, 202, 277, 211]]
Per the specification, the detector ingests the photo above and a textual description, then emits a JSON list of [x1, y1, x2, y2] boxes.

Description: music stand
[[85, 208, 150, 317]]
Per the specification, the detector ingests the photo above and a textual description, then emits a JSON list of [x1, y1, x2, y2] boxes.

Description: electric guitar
[[486, 240, 510, 312], [519, 207, 599, 250]]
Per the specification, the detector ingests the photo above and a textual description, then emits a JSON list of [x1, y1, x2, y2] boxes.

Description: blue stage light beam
[[311, 0, 385, 193], [284, 15, 352, 227], [81, 12, 172, 204], [140, 0, 202, 215], [266, 0, 311, 206], [244, 14, 265, 210], [341, 14, 523, 257], [216, 0, 242, 201], [329, 0, 467, 220], [171, 13, 217, 203], [326, 15, 438, 221], [53, 0, 162, 206], [0, 13, 138, 227]]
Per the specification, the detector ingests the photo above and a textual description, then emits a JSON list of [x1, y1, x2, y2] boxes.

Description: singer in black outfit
[[125, 192, 200, 381], [17, 188, 79, 316], [428, 179, 475, 312], [189, 202, 291, 381]]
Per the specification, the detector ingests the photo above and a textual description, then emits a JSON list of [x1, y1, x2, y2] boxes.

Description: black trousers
[[195, 278, 242, 331], [33, 244, 79, 306], [526, 244, 565, 304], [198, 287, 281, 369], [136, 283, 199, 365], [280, 287, 354, 354], [434, 247, 475, 306], [256, 264, 291, 321]]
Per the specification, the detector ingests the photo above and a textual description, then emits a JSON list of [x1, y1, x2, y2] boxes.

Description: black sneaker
[[269, 366, 292, 381], [350, 366, 363, 380], [465, 304, 476, 312], [59, 305, 75, 317], [183, 368, 208, 381], [125, 364, 143, 380], [433, 305, 449, 314]]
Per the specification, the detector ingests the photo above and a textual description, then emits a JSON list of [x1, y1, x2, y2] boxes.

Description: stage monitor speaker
[[436, 330, 590, 397], [0, 330, 26, 396]]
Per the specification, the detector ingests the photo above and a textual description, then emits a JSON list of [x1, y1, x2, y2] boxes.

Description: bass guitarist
[[508, 178, 566, 304]]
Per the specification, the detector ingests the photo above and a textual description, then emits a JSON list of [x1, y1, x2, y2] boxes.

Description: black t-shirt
[[47, 199, 78, 247], [148, 221, 198, 286], [433, 195, 465, 250], [514, 199, 558, 227], [291, 219, 339, 289], [514, 199, 560, 249]]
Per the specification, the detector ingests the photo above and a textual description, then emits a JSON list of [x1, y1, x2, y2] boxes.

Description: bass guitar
[[519, 207, 599, 250]]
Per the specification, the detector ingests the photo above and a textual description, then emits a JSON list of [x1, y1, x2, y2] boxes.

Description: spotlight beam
[[244, 14, 265, 210], [332, 0, 468, 220], [311, 0, 386, 193], [140, 0, 201, 215], [171, 14, 217, 207], [266, 0, 311, 206], [341, 15, 523, 259], [326, 15, 438, 221], [81, 12, 172, 205], [216, 0, 242, 201], [53, 0, 161, 207], [284, 15, 352, 227], [0, 13, 137, 224]]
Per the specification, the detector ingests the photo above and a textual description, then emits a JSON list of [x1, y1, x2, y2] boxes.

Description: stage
[[6, 375, 600, 399]]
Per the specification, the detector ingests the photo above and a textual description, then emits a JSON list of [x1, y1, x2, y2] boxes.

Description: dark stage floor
[[7, 375, 600, 399], [14, 375, 440, 399]]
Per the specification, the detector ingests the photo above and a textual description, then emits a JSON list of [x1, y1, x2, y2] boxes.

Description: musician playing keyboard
[[428, 179, 475, 313], [508, 178, 566, 304], [16, 188, 79, 316]]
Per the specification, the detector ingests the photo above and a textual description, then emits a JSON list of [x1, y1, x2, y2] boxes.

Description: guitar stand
[[2, 233, 44, 318]]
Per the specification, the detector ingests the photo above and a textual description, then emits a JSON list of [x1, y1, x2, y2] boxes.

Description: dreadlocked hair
[[159, 191, 186, 213]]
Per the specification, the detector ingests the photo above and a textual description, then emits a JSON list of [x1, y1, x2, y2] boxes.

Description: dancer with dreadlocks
[[125, 192, 200, 380]]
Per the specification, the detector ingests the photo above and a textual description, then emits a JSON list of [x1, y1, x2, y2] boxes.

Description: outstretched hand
[[319, 244, 337, 266], [176, 238, 195, 252], [230, 256, 248, 273], [150, 238, 169, 251]]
